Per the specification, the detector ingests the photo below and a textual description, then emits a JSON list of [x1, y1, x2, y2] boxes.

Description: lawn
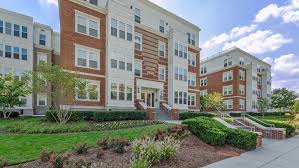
[[0, 124, 169, 165], [256, 115, 299, 128]]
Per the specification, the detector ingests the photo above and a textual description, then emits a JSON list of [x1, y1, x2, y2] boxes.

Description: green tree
[[29, 63, 86, 124], [271, 88, 297, 112], [207, 92, 224, 113], [257, 98, 270, 116], [200, 96, 209, 112], [0, 71, 31, 118], [292, 100, 299, 119]]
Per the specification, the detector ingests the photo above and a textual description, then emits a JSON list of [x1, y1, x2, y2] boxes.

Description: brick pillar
[[170, 109, 179, 120], [255, 132, 263, 148]]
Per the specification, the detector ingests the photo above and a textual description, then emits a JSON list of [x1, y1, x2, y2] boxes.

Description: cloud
[[202, 24, 257, 49], [263, 54, 299, 92], [38, 0, 58, 7], [254, 4, 283, 23], [223, 30, 292, 54]]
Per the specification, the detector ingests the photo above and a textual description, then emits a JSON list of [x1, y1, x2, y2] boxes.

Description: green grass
[[0, 124, 169, 165], [256, 115, 299, 129], [0, 117, 160, 134]]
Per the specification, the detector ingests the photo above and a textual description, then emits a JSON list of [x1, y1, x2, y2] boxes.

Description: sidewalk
[[204, 135, 299, 168]]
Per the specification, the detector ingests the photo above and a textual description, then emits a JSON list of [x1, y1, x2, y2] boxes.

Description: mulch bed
[[7, 135, 245, 168]]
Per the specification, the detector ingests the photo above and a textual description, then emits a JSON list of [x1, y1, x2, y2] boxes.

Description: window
[[111, 83, 117, 100], [127, 24, 132, 41], [239, 70, 245, 80], [111, 18, 118, 37], [252, 100, 257, 109], [75, 45, 100, 69], [188, 93, 196, 106], [119, 21, 125, 39], [13, 24, 20, 37], [0, 44, 3, 57], [224, 99, 233, 109], [37, 94, 47, 106], [37, 53, 47, 64], [257, 76, 262, 85], [200, 67, 207, 75], [223, 71, 233, 81], [257, 89, 262, 98], [239, 99, 245, 109], [135, 8, 141, 23], [127, 62, 133, 71], [39, 34, 46, 46], [119, 84, 125, 100], [224, 58, 232, 67], [223, 85, 233, 96], [135, 33, 142, 50], [77, 81, 100, 101], [240, 57, 245, 65], [175, 42, 187, 59], [159, 65, 165, 81], [13, 47, 20, 59], [20, 98, 27, 107], [127, 86, 133, 101], [119, 60, 125, 70], [188, 53, 196, 66], [89, 0, 98, 5], [21, 48, 27, 60], [175, 43, 178, 56], [159, 19, 165, 33], [188, 73, 196, 87], [135, 61, 142, 77], [5, 22, 12, 35], [239, 85, 245, 95], [159, 41, 165, 57], [200, 90, 208, 96], [89, 84, 99, 100], [0, 20, 3, 33], [174, 91, 187, 105], [21, 26, 27, 38], [5, 45, 12, 58], [200, 77, 208, 86], [187, 33, 196, 46], [111, 59, 117, 69], [76, 12, 100, 38], [183, 46, 188, 59], [175, 67, 187, 81]]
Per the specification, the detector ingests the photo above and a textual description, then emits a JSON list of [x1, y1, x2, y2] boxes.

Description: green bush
[[45, 110, 94, 122], [0, 111, 20, 118], [266, 121, 296, 137], [183, 117, 257, 149], [73, 143, 90, 154], [229, 112, 287, 117], [93, 111, 147, 122], [179, 112, 215, 120]]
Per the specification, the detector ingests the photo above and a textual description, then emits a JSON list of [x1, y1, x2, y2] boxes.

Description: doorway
[[141, 92, 155, 107]]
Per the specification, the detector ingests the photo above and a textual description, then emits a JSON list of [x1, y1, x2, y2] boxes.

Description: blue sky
[[0, 0, 298, 93]]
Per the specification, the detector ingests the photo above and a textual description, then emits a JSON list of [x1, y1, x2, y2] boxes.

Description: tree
[[29, 63, 86, 124], [207, 92, 224, 113], [292, 100, 299, 120], [271, 88, 297, 112], [0, 71, 31, 119], [200, 96, 209, 112], [257, 98, 270, 116]]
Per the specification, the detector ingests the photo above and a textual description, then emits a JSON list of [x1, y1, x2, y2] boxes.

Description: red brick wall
[[188, 47, 201, 110]]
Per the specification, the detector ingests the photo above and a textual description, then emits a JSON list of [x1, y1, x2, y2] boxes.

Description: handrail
[[221, 113, 256, 132], [242, 113, 275, 128]]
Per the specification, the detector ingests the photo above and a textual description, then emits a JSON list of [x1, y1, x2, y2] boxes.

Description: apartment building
[[0, 8, 60, 115], [59, 0, 201, 111], [200, 47, 272, 112]]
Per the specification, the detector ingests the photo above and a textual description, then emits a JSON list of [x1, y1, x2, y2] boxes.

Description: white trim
[[188, 92, 196, 107], [74, 44, 100, 70], [75, 10, 100, 39], [158, 41, 166, 58], [75, 79, 101, 102], [37, 94, 47, 106], [134, 32, 143, 51]]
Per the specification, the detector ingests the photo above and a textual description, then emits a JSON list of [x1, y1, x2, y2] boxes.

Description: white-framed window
[[127, 61, 133, 72], [119, 84, 125, 100], [159, 41, 166, 57], [119, 21, 126, 39], [252, 100, 257, 109], [111, 18, 117, 37], [5, 22, 12, 35], [111, 59, 117, 69], [239, 84, 245, 95], [37, 94, 47, 106], [0, 20, 3, 33], [135, 33, 142, 51], [188, 52, 196, 66], [5, 45, 12, 58], [223, 70, 233, 81], [200, 90, 208, 96], [13, 24, 20, 37], [76, 81, 100, 101], [257, 76, 262, 85], [111, 83, 117, 100], [175, 66, 187, 81], [135, 60, 142, 77], [39, 34, 46, 46], [223, 85, 233, 96], [110, 83, 133, 101], [239, 70, 245, 81], [37, 53, 47, 64], [21, 48, 27, 60], [89, 0, 98, 6], [127, 24, 133, 41], [240, 57, 245, 65], [257, 89, 262, 98], [159, 19, 165, 33], [188, 93, 196, 106], [224, 58, 232, 67], [135, 8, 141, 23], [0, 44, 3, 57], [13, 47, 20, 59], [200, 77, 208, 86], [159, 65, 165, 81], [187, 32, 196, 46], [75, 44, 100, 70], [174, 91, 187, 105], [21, 26, 27, 39], [200, 67, 207, 75], [239, 99, 245, 109], [188, 72, 196, 87], [75, 11, 100, 38], [175, 42, 187, 59], [127, 85, 133, 101], [224, 99, 233, 110]]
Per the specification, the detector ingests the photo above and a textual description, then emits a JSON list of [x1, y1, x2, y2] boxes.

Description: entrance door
[[142, 92, 155, 107]]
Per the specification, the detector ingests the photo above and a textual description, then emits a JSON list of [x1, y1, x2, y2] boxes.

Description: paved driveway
[[204, 135, 299, 168]]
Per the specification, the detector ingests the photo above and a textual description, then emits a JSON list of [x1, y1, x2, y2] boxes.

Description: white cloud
[[39, 0, 58, 7], [223, 30, 292, 54], [254, 4, 282, 23], [230, 24, 257, 39], [293, 0, 299, 8]]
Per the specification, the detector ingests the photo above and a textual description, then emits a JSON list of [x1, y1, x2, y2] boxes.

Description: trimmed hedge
[[229, 112, 287, 117], [183, 117, 257, 150], [0, 112, 20, 118], [263, 121, 295, 137], [45, 110, 147, 122], [179, 112, 215, 120]]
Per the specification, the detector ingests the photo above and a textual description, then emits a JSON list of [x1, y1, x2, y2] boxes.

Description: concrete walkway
[[204, 135, 299, 168]]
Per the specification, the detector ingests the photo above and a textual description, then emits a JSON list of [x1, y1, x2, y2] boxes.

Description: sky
[[0, 0, 298, 93]]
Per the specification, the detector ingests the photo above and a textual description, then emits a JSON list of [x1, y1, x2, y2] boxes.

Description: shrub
[[160, 136, 180, 160], [266, 121, 296, 137], [229, 112, 287, 117], [0, 111, 19, 118], [131, 159, 148, 168], [179, 112, 215, 120], [225, 129, 257, 150], [40, 148, 54, 162], [65, 158, 92, 168], [109, 137, 130, 153], [93, 111, 147, 122], [49, 153, 70, 168], [96, 136, 110, 149], [45, 110, 94, 122], [0, 159, 8, 168], [74, 143, 90, 154]]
